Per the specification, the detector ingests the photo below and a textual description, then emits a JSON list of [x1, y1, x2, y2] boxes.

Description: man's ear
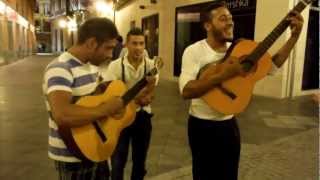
[[85, 37, 98, 51], [204, 22, 211, 32]]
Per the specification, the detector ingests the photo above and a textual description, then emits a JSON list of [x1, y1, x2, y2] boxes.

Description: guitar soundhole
[[240, 56, 255, 72], [218, 85, 237, 100], [93, 121, 107, 142]]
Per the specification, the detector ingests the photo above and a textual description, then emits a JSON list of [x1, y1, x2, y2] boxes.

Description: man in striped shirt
[[43, 18, 124, 180]]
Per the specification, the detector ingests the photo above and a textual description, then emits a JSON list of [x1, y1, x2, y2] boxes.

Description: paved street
[[0, 56, 318, 180]]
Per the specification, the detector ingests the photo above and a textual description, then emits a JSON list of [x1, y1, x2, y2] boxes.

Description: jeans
[[111, 110, 153, 180], [54, 160, 110, 180]]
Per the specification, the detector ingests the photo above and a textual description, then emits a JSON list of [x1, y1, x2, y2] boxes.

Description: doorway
[[142, 14, 159, 59], [174, 0, 257, 76], [302, 0, 319, 90]]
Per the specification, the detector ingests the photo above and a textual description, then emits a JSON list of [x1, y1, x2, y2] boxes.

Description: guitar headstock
[[300, 0, 315, 5], [148, 56, 164, 76], [153, 56, 164, 70], [291, 0, 315, 15]]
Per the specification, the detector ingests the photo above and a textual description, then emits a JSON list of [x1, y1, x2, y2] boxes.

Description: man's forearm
[[182, 74, 225, 99], [272, 35, 300, 67], [52, 104, 107, 127]]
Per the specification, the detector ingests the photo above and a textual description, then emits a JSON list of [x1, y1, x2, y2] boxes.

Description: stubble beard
[[211, 27, 233, 43]]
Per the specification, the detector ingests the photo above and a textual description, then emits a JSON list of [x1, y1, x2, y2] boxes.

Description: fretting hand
[[287, 10, 304, 38], [99, 96, 125, 119], [135, 76, 156, 106]]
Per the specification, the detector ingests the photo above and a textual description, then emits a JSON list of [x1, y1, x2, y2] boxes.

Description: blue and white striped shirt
[[43, 52, 100, 162]]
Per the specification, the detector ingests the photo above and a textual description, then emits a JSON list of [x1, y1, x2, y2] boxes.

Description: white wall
[[114, 0, 313, 97], [253, 0, 312, 98], [290, 0, 317, 96], [253, 0, 291, 98]]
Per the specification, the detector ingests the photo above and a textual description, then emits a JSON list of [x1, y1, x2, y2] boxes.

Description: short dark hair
[[200, 1, 227, 24], [126, 27, 144, 42], [77, 17, 119, 46]]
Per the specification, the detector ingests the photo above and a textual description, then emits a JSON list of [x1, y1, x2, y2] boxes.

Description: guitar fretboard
[[122, 68, 158, 105], [245, 0, 310, 63]]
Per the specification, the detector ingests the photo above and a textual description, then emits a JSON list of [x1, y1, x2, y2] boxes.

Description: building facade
[[50, 0, 116, 54], [46, 0, 319, 98], [0, 0, 36, 65], [35, 0, 51, 53], [50, 0, 68, 53]]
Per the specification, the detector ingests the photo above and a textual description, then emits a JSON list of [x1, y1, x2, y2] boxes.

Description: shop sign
[[226, 0, 256, 10], [6, 6, 17, 22]]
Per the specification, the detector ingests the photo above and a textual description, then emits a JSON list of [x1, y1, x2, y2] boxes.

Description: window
[[43, 21, 51, 32]]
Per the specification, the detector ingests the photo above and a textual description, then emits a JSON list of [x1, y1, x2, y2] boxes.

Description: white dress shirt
[[101, 55, 159, 113]]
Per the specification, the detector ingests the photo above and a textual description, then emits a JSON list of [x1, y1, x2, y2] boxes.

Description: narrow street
[[0, 56, 318, 180]]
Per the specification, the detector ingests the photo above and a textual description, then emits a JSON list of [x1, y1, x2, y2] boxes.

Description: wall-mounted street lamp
[[67, 18, 77, 31], [58, 17, 77, 32], [58, 19, 67, 28], [94, 0, 115, 20], [95, 1, 113, 13]]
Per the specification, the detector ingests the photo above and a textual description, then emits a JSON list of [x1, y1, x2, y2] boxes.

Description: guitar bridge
[[218, 85, 237, 100], [93, 121, 107, 142]]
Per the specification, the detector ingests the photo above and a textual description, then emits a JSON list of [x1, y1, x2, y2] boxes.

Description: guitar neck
[[247, 0, 310, 63], [122, 78, 148, 105], [121, 67, 158, 105]]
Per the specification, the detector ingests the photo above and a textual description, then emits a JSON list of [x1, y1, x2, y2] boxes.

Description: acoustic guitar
[[199, 0, 313, 115], [59, 57, 163, 162]]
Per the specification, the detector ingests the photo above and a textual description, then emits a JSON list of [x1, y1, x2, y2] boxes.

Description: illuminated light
[[95, 1, 114, 18], [59, 19, 67, 28], [0, 1, 5, 15], [67, 19, 77, 31], [29, 25, 35, 32], [18, 15, 28, 28]]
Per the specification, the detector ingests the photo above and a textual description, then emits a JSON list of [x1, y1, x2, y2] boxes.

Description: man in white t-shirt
[[179, 1, 303, 180], [101, 28, 158, 180]]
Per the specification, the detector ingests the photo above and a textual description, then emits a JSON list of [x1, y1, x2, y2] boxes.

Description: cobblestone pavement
[[148, 128, 317, 180]]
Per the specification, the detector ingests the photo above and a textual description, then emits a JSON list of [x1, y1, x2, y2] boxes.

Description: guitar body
[[200, 39, 272, 115], [199, 0, 314, 114], [60, 80, 137, 162]]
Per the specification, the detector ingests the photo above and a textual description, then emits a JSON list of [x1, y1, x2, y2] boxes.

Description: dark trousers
[[54, 160, 109, 180], [188, 115, 241, 180], [111, 110, 153, 180]]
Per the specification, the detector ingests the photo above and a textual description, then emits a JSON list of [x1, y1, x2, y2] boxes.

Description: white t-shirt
[[179, 39, 279, 121], [101, 55, 159, 113], [179, 39, 234, 121]]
